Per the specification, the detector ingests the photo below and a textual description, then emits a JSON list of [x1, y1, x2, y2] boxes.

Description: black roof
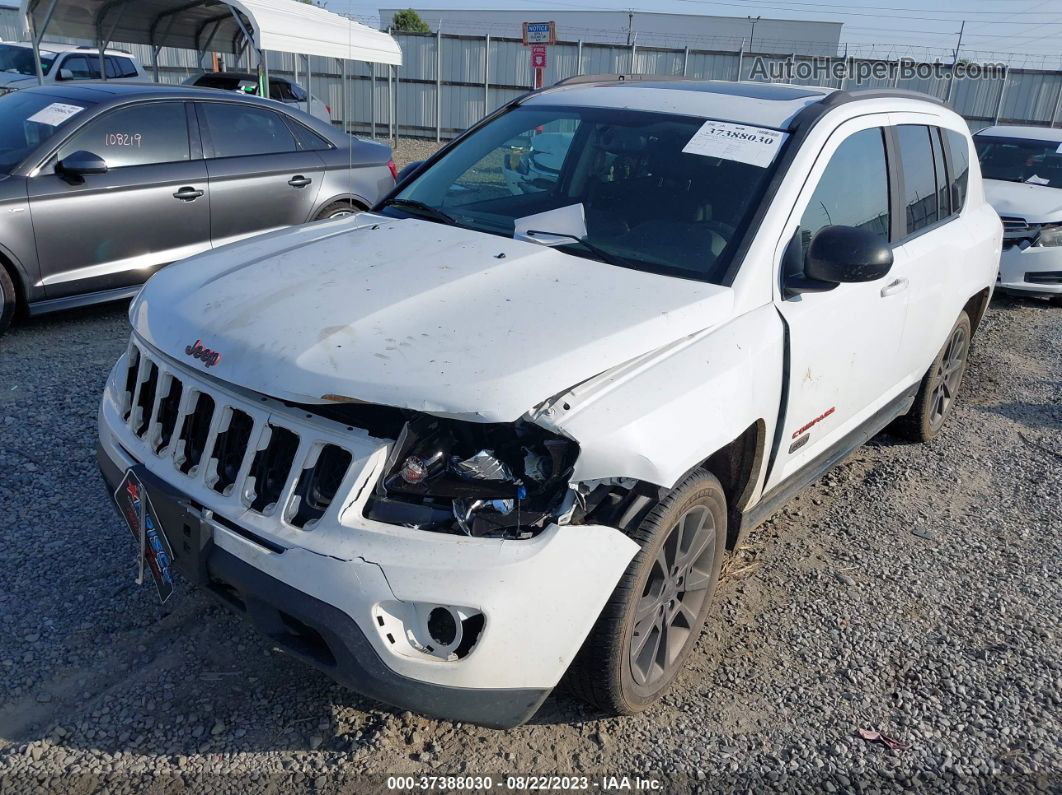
[[16, 80, 306, 109], [14, 81, 344, 144], [604, 80, 825, 101], [19, 81, 214, 101], [549, 75, 943, 111]]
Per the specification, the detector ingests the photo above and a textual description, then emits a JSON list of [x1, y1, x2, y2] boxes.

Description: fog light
[[373, 601, 486, 661], [427, 607, 458, 646]]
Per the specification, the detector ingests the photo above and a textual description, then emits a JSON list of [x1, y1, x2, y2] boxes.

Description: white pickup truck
[[98, 78, 1001, 728]]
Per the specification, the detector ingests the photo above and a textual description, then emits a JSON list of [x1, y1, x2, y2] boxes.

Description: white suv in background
[[97, 78, 1000, 728], [974, 125, 1062, 305], [0, 42, 144, 94]]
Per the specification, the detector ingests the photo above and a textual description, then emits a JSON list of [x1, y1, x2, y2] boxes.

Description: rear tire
[[0, 266, 16, 336], [892, 311, 972, 443], [314, 201, 365, 221], [1050, 295, 1062, 307], [566, 469, 726, 715]]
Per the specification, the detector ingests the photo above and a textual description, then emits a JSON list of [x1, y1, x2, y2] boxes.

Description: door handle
[[880, 277, 909, 297], [173, 187, 204, 201], [288, 175, 312, 188]]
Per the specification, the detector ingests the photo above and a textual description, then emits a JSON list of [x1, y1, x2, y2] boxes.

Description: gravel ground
[[390, 138, 447, 170], [1, 255, 1060, 790]]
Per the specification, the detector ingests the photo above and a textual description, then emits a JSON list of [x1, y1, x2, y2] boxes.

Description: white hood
[[132, 215, 735, 422], [983, 179, 1062, 223]]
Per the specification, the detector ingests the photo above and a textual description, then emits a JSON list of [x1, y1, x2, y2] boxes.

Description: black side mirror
[[57, 151, 108, 177], [395, 160, 423, 185], [784, 225, 893, 297]]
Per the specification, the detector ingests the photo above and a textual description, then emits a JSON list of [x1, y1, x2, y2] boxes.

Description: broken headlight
[[365, 414, 578, 538]]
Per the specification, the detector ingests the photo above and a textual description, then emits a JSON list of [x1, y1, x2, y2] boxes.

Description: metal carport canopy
[[21, 0, 403, 65]]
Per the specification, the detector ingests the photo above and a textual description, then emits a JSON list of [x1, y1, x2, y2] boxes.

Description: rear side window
[[109, 56, 138, 78], [200, 103, 297, 158], [270, 80, 305, 102], [945, 130, 970, 212], [57, 102, 190, 168], [289, 122, 330, 151], [799, 127, 890, 254], [897, 125, 941, 234]]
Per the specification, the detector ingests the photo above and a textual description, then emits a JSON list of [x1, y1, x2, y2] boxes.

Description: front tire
[[567, 469, 726, 715], [0, 266, 16, 336], [892, 311, 972, 443]]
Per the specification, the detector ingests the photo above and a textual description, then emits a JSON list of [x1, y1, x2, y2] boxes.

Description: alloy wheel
[[929, 324, 968, 430], [629, 505, 717, 690]]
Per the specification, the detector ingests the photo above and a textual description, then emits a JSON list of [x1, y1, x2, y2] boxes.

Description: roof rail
[[818, 87, 945, 107], [552, 73, 690, 88], [76, 44, 133, 55]]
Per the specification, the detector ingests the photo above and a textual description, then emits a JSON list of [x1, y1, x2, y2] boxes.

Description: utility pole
[[627, 11, 634, 46], [748, 16, 760, 52], [945, 20, 965, 104]]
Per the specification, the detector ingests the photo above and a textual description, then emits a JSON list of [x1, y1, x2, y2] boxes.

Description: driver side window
[[799, 127, 890, 256], [56, 102, 191, 169]]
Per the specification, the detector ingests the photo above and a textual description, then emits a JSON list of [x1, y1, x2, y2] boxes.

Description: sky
[[318, 0, 1062, 67]]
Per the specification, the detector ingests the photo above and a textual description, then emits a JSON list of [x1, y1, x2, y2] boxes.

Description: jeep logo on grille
[[184, 339, 222, 368]]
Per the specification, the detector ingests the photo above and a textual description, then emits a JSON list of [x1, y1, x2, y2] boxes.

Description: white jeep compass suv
[[98, 78, 1001, 728]]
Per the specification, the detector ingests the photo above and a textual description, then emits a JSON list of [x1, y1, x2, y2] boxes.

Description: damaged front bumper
[[97, 350, 638, 728], [998, 240, 1062, 297]]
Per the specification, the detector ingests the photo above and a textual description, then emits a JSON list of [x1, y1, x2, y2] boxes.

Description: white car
[[974, 125, 1062, 305], [97, 78, 1000, 728], [0, 42, 144, 94]]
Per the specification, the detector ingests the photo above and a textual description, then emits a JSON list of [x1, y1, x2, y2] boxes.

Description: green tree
[[392, 8, 430, 33]]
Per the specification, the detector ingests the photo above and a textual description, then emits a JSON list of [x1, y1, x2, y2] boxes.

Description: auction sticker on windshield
[[26, 102, 85, 127], [682, 120, 787, 168]]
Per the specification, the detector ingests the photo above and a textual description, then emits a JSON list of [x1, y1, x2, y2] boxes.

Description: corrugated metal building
[[378, 9, 843, 57], [1, 4, 1059, 140]]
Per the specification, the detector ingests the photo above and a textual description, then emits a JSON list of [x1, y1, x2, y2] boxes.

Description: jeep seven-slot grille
[[120, 342, 355, 528]]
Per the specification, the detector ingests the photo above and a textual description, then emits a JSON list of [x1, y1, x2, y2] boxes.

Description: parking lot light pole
[[436, 26, 442, 143]]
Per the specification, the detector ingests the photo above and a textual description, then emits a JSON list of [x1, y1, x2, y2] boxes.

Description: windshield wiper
[[379, 198, 456, 225], [523, 229, 631, 269]]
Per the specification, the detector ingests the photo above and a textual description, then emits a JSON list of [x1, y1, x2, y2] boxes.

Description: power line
[[666, 0, 1062, 25]]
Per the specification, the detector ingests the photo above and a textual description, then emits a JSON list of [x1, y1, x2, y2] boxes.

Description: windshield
[[0, 91, 92, 173], [0, 44, 56, 76], [385, 105, 782, 282], [974, 134, 1062, 189]]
